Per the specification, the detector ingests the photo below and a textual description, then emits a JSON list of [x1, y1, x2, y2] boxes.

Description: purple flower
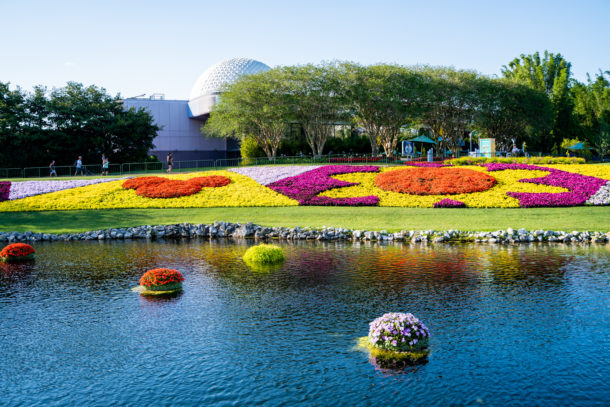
[[0, 182, 10, 202], [268, 165, 380, 206], [229, 165, 321, 185], [7, 178, 122, 200], [434, 198, 466, 208]]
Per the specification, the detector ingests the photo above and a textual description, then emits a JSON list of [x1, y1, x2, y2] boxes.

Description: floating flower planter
[[133, 268, 184, 295], [0, 243, 35, 262], [357, 312, 430, 366], [243, 244, 285, 265]]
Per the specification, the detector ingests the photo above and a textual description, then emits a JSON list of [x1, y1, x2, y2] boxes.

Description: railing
[[0, 154, 410, 179]]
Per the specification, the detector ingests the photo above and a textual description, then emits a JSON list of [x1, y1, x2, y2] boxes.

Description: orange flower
[[375, 168, 496, 195]]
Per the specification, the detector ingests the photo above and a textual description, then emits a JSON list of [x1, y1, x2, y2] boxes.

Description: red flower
[[0, 243, 35, 258], [139, 268, 185, 287], [123, 176, 231, 198]]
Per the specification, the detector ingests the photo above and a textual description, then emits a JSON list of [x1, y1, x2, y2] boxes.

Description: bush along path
[[0, 222, 608, 244]]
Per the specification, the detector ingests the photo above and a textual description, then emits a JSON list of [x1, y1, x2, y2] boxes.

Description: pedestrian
[[49, 160, 57, 177], [102, 157, 109, 176], [74, 156, 84, 176], [166, 152, 173, 173]]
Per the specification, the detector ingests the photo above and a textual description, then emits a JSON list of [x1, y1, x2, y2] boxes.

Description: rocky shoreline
[[1, 222, 609, 244]]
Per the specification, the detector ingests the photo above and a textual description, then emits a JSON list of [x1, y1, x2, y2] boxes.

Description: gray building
[[122, 58, 271, 162]]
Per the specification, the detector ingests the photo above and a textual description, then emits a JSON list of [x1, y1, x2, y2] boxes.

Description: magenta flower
[[434, 198, 466, 208], [268, 165, 380, 206], [0, 182, 10, 202], [484, 163, 607, 207]]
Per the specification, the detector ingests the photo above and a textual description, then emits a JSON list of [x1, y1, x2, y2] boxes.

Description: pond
[[0, 240, 608, 406]]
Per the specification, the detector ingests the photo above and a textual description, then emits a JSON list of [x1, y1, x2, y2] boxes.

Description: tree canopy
[[0, 82, 158, 168]]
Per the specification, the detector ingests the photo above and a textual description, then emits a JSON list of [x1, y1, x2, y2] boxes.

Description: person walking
[[102, 157, 109, 176], [166, 152, 173, 173], [49, 160, 57, 177], [74, 156, 84, 176]]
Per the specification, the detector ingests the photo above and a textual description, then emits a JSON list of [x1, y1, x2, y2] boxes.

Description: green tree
[[205, 70, 289, 159], [341, 63, 422, 157], [571, 71, 610, 158], [474, 78, 553, 151], [502, 51, 575, 152], [0, 83, 28, 167], [0, 82, 157, 168], [279, 64, 346, 158], [416, 67, 480, 157]]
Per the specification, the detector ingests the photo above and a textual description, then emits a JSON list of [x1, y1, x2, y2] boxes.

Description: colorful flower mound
[[369, 312, 430, 352], [138, 268, 184, 293], [123, 176, 231, 198], [243, 244, 285, 265], [485, 163, 608, 207], [375, 168, 497, 195], [268, 165, 380, 206], [433, 198, 466, 208], [0, 243, 35, 261], [1, 164, 609, 211], [0, 182, 10, 202]]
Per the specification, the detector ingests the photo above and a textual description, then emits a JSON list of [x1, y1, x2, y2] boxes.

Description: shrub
[[241, 136, 265, 164], [243, 244, 285, 265], [445, 156, 586, 165]]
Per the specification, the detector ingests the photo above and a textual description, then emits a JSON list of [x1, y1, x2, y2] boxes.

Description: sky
[[1, 0, 609, 100]]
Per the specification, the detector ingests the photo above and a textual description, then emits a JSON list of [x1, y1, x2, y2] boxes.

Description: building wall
[[122, 99, 228, 161]]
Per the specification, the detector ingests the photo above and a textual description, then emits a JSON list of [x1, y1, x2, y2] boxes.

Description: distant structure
[[122, 58, 271, 161]]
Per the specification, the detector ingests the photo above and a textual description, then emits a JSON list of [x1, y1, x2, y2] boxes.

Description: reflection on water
[[0, 240, 608, 406]]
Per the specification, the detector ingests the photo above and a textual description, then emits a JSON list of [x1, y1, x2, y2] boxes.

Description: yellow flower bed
[[320, 165, 580, 208], [0, 171, 298, 212]]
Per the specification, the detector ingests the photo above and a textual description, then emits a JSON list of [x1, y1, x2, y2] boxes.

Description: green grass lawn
[[1, 206, 609, 234]]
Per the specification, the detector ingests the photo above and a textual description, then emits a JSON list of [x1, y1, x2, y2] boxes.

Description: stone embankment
[[0, 223, 609, 244]]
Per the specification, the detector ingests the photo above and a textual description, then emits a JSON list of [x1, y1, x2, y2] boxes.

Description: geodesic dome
[[189, 58, 271, 101]]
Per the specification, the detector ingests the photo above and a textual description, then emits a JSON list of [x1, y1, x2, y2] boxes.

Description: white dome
[[189, 58, 271, 101]]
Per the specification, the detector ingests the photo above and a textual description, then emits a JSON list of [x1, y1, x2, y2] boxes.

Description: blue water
[[0, 241, 608, 406]]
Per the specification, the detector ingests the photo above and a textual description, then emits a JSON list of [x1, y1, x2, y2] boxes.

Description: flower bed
[[0, 165, 609, 210], [267, 165, 380, 205], [136, 268, 184, 294], [433, 198, 466, 208], [375, 168, 497, 195], [0, 243, 35, 262], [7, 178, 122, 200], [123, 175, 231, 198], [485, 163, 607, 207]]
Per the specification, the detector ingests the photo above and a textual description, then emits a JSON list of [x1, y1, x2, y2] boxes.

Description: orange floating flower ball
[[138, 268, 185, 293], [0, 243, 35, 262], [375, 168, 497, 195]]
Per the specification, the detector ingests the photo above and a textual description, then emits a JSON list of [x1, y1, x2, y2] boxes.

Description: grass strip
[[1, 206, 609, 234]]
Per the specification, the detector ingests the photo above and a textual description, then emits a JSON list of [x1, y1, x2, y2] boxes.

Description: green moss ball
[[243, 244, 285, 265]]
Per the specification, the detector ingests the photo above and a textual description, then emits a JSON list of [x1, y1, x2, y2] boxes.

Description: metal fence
[[0, 154, 413, 179]]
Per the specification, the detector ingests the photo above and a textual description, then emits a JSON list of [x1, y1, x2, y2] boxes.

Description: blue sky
[[1, 0, 609, 99]]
